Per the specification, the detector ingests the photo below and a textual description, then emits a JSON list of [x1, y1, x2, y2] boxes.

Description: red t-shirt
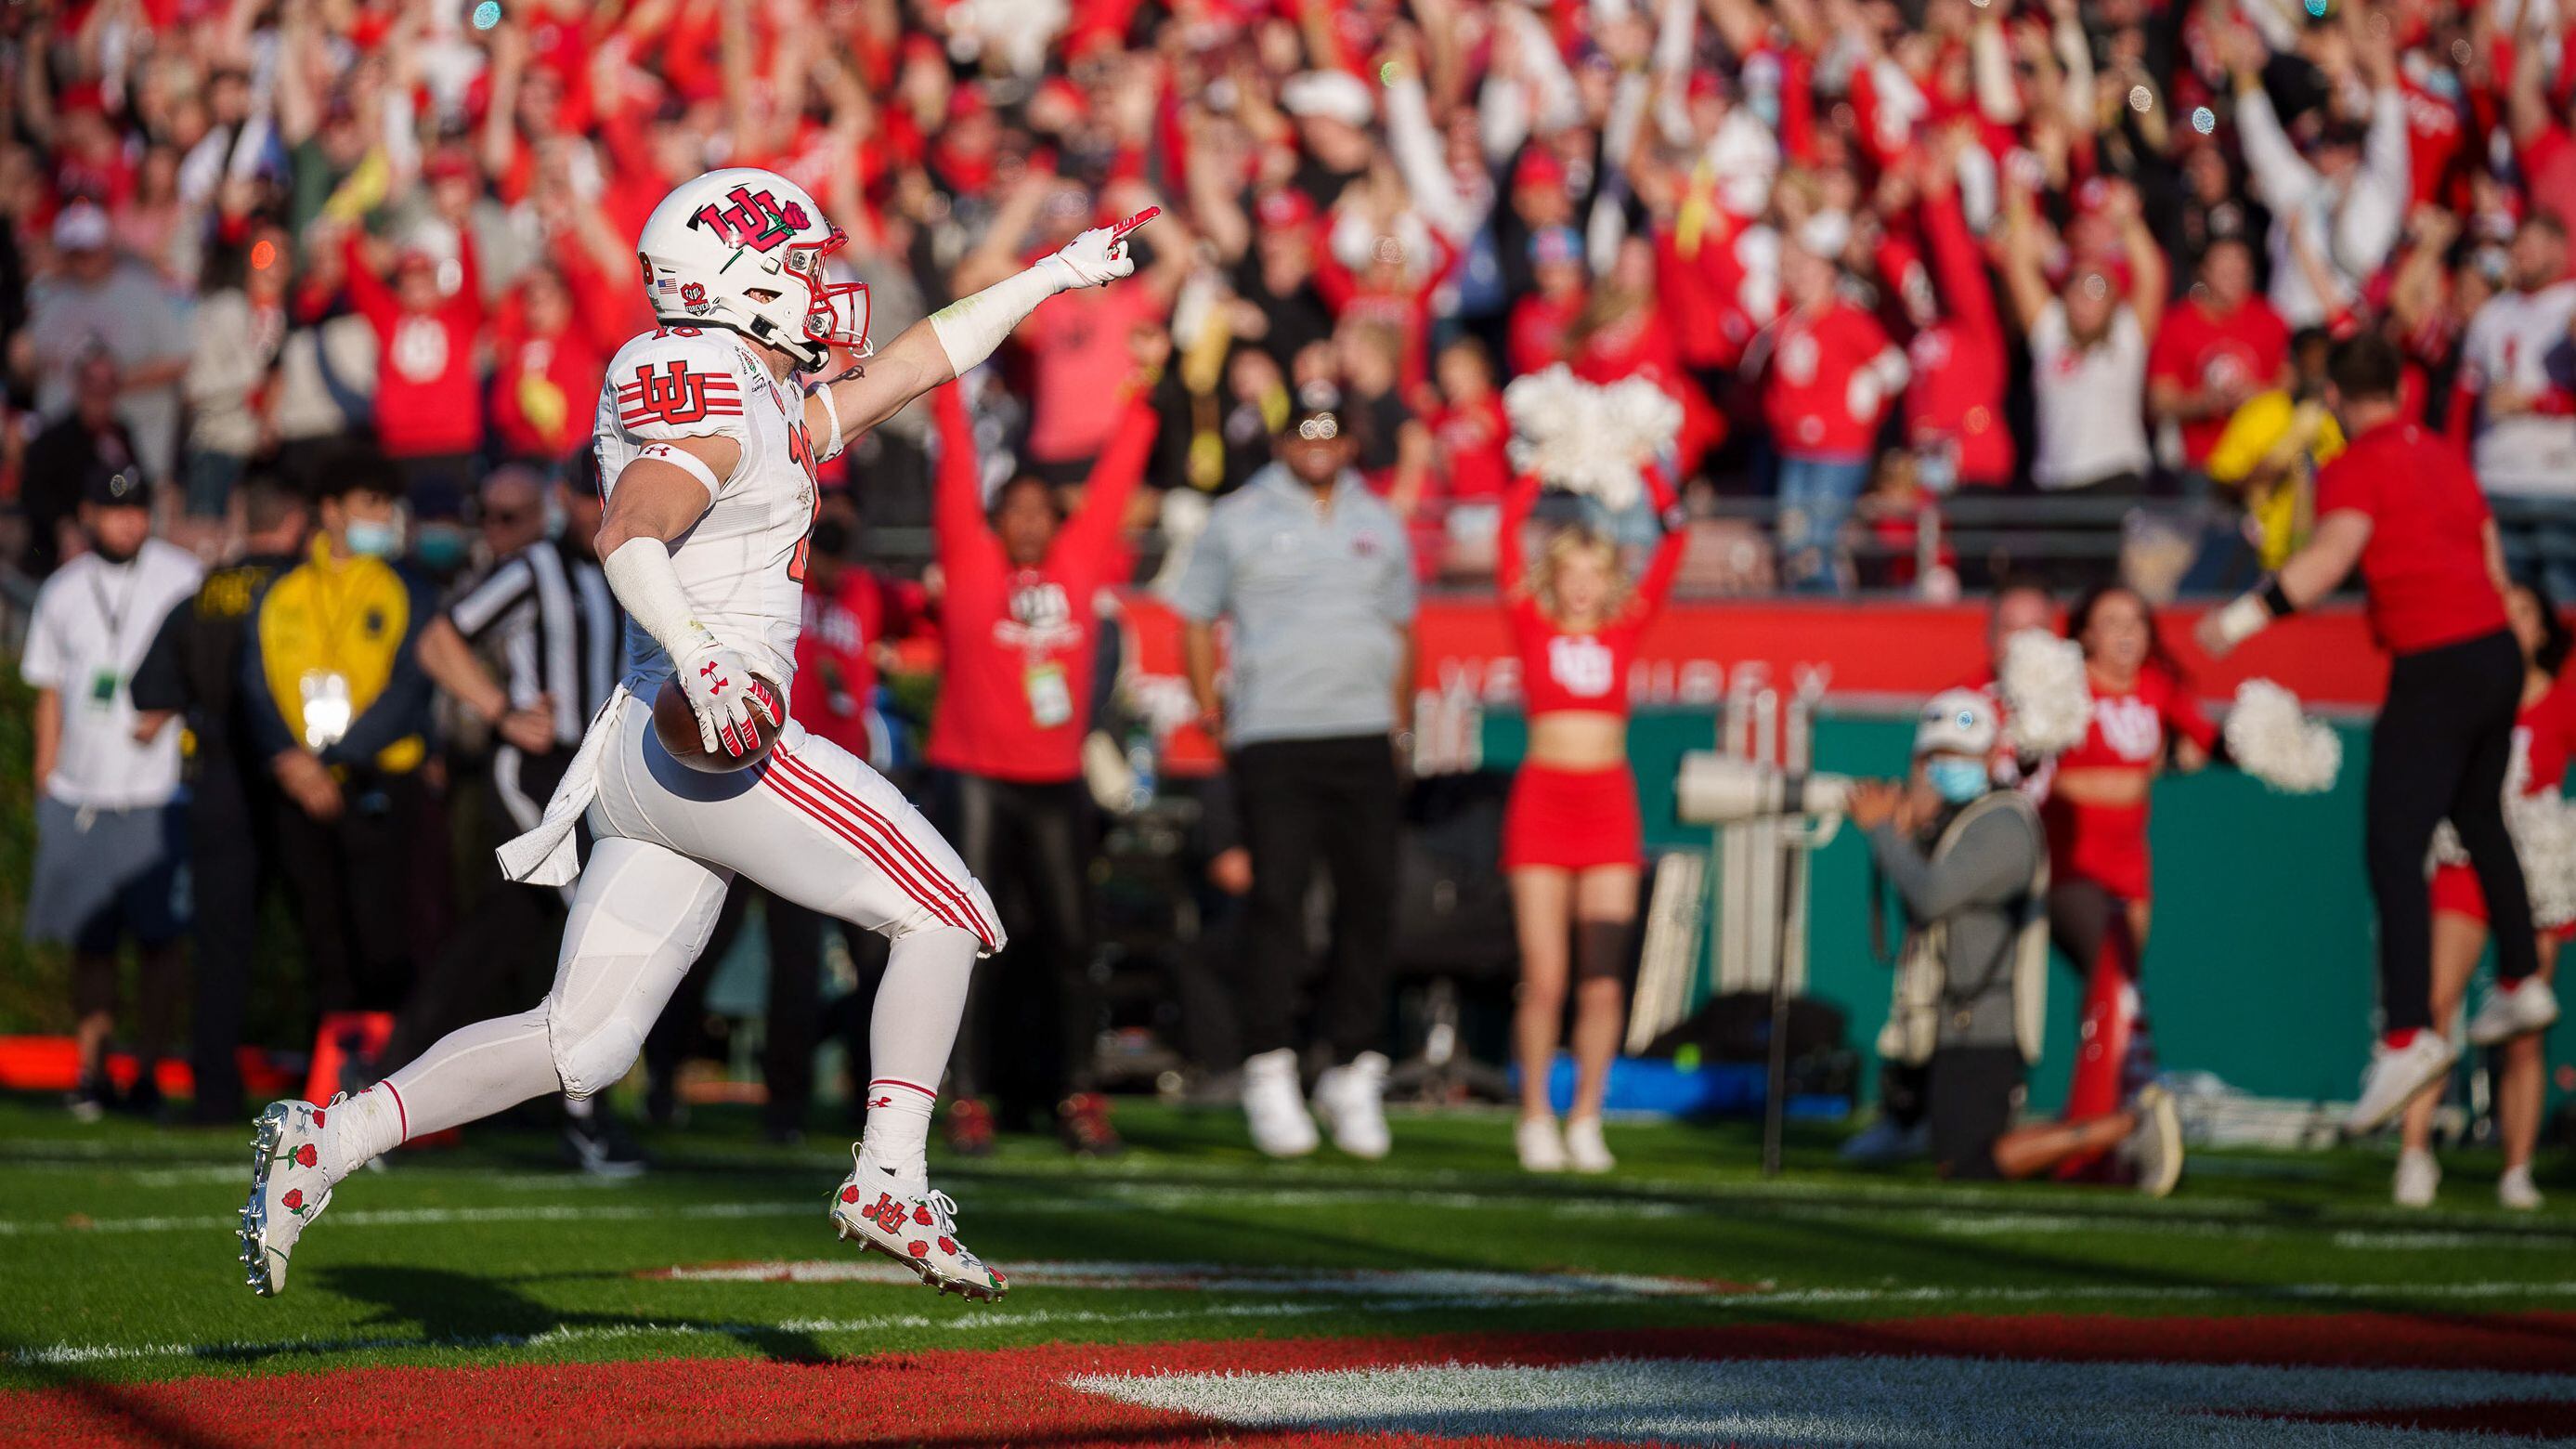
[[925, 385, 1157, 781], [1497, 473, 1683, 719], [1506, 293, 1582, 378], [1021, 283, 1166, 466], [1764, 300, 1898, 461], [2148, 297, 2290, 465], [2314, 419, 2510, 654], [1903, 191, 2012, 487], [344, 233, 484, 458], [1427, 393, 1509, 503]]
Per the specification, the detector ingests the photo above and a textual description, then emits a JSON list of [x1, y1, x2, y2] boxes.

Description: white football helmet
[[635, 167, 869, 372]]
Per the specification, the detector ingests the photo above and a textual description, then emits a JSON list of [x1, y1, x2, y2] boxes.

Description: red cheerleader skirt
[[2430, 861, 2572, 940], [1503, 763, 1644, 871]]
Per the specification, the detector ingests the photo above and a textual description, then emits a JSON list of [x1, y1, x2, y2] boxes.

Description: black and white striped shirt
[[446, 540, 621, 751]]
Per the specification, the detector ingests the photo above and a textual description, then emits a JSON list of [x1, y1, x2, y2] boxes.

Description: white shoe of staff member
[[2465, 975, 2560, 1047], [2392, 1148, 2440, 1209], [2499, 1165, 2544, 1212], [1311, 1051, 1392, 1159], [1516, 1116, 1568, 1173], [2345, 1030, 2459, 1135], [2123, 1085, 2182, 1199], [1242, 1048, 1319, 1158], [1563, 1116, 1615, 1175]]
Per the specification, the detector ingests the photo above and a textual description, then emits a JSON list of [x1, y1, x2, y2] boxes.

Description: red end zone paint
[[12, 1312, 2576, 1447]]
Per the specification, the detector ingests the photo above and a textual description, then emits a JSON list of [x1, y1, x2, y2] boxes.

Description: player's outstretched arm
[[597, 435, 782, 759], [810, 209, 1158, 448]]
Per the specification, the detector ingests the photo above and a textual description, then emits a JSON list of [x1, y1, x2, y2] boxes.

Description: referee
[[398, 462, 636, 1173], [2199, 335, 2561, 1133]]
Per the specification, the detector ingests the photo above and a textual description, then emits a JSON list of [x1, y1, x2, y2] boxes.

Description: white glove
[[674, 638, 783, 760], [1044, 207, 1158, 290]]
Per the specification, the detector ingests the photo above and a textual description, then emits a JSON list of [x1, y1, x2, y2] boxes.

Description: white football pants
[[355, 695, 1000, 1160]]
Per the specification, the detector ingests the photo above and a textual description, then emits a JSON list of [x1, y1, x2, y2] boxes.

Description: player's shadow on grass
[[311, 1265, 844, 1364]]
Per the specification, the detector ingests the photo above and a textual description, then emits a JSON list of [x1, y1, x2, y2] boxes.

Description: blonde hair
[[1527, 525, 1633, 622]]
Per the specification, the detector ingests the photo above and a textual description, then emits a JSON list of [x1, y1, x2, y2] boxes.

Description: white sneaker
[[2500, 1165, 2545, 1212], [1839, 1116, 1931, 1166], [2123, 1085, 2183, 1199], [2392, 1148, 2441, 1208], [239, 1099, 339, 1297], [1311, 1051, 1392, 1159], [1563, 1116, 1615, 1174], [2345, 1031, 2459, 1134], [2465, 976, 2560, 1047], [1241, 1048, 1318, 1158], [1516, 1116, 1568, 1172], [828, 1148, 1005, 1300]]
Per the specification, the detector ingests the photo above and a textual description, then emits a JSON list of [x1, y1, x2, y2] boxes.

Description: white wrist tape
[[603, 536, 714, 665], [2213, 593, 2271, 648], [636, 441, 725, 501], [804, 382, 845, 462], [928, 259, 1070, 376]]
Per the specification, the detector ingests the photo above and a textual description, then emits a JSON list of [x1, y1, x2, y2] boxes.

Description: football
[[652, 672, 785, 773]]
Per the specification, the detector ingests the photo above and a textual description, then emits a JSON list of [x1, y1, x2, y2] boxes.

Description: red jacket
[[1763, 298, 1901, 461], [925, 384, 1158, 781]]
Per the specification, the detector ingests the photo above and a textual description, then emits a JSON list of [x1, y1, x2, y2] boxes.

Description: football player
[[240, 168, 1153, 1299]]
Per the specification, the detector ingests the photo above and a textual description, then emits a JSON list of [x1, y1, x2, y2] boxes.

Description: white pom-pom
[[1502, 366, 1675, 511], [2511, 791, 2576, 929], [2223, 679, 2341, 794], [1998, 629, 2090, 755]]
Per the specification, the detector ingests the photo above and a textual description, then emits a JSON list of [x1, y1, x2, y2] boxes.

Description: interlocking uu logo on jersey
[[689, 185, 810, 253]]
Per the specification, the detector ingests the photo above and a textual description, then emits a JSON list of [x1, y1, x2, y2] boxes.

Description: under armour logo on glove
[[677, 640, 781, 758]]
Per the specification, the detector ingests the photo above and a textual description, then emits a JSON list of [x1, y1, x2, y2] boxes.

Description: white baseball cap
[[1914, 687, 1998, 758], [52, 202, 110, 253], [1280, 71, 1373, 128]]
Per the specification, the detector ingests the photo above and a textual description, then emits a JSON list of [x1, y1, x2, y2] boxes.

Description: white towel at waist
[[495, 685, 629, 887]]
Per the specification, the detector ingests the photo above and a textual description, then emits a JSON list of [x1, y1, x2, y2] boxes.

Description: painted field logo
[[1073, 1355, 2576, 1445]]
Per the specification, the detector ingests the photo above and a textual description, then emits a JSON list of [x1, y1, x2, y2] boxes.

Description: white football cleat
[[1563, 1116, 1616, 1174], [2392, 1148, 2440, 1209], [2122, 1085, 2182, 1199], [2499, 1165, 2544, 1212], [1516, 1116, 1568, 1173], [240, 1099, 338, 1297], [2345, 1031, 2458, 1135], [1311, 1051, 1392, 1159], [2465, 976, 2560, 1047], [1241, 1048, 1319, 1158], [828, 1148, 1005, 1301]]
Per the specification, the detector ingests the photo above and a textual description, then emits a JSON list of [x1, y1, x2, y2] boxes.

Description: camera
[[1674, 752, 1857, 825]]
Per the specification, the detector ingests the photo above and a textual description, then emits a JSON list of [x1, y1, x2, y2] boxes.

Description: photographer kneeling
[[1849, 690, 2184, 1196]]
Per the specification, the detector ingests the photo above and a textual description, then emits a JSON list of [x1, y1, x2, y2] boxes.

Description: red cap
[[1255, 188, 1316, 229], [949, 83, 992, 123], [1514, 147, 1566, 191]]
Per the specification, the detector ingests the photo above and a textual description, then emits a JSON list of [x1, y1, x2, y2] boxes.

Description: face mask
[[541, 491, 569, 542], [413, 524, 468, 571], [345, 517, 405, 558], [1926, 757, 1990, 804]]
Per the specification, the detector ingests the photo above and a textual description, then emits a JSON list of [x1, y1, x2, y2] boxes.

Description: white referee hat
[[1914, 688, 1998, 758]]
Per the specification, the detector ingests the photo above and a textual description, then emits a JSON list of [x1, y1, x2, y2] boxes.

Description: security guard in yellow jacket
[[242, 457, 437, 1019]]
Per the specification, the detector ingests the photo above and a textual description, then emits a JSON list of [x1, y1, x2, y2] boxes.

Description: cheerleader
[[1498, 469, 1685, 1173], [2397, 580, 2573, 1211], [2043, 584, 2220, 1141]]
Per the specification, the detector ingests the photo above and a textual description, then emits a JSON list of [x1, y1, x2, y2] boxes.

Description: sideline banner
[[1112, 594, 2390, 776]]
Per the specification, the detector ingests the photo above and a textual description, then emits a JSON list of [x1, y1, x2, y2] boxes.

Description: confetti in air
[[474, 1, 502, 29], [2192, 106, 2216, 135]]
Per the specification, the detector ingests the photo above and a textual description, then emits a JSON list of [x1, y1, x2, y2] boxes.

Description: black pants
[[2368, 629, 2539, 1032], [941, 773, 1098, 1116], [187, 757, 278, 1120], [1927, 1044, 2023, 1181], [270, 770, 432, 1021], [1231, 735, 1402, 1063], [380, 751, 573, 1078], [644, 884, 827, 1135]]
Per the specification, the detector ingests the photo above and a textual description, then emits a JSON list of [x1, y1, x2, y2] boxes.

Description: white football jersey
[[2460, 281, 2576, 497], [592, 326, 842, 689]]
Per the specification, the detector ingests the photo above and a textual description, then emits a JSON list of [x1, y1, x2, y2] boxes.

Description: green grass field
[[6, 1096, 2575, 1444]]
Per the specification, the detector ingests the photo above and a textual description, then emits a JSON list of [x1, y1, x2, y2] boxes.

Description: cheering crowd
[[4, 0, 2575, 1191]]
